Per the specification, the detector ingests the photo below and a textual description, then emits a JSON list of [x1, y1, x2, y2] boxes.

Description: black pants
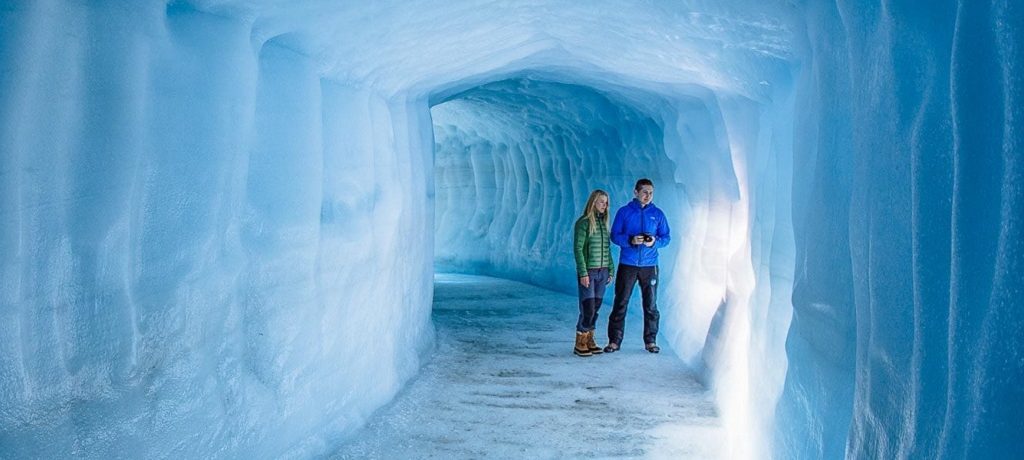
[[607, 264, 659, 345]]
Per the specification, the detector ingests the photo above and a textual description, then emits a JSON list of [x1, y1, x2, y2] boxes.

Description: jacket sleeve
[[655, 210, 671, 248], [610, 208, 630, 248], [573, 219, 588, 277]]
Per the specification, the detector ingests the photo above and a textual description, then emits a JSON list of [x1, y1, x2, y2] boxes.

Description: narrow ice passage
[[2, 1, 1021, 458], [332, 275, 722, 459]]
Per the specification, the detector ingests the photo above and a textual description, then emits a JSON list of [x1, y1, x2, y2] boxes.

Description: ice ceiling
[[187, 0, 796, 100]]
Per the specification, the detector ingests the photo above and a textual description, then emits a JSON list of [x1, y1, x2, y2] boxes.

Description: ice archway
[[429, 74, 789, 460], [434, 77, 676, 291], [1, 0, 1020, 459]]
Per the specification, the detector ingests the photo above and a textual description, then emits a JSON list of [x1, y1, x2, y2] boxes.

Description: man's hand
[[644, 236, 656, 248], [630, 235, 645, 245], [579, 275, 590, 288]]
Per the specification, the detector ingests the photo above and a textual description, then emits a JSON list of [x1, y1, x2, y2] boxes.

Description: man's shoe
[[574, 332, 592, 357], [603, 342, 620, 353], [645, 343, 660, 354], [586, 331, 603, 354]]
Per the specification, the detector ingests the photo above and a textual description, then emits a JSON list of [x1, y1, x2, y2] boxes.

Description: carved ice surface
[[1, 0, 1019, 458]]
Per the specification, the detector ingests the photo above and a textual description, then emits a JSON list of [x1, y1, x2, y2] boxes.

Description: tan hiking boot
[[586, 331, 603, 354], [574, 332, 592, 357]]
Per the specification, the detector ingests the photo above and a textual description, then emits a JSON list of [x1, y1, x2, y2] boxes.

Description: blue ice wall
[[0, 2, 434, 457], [777, 1, 1023, 458]]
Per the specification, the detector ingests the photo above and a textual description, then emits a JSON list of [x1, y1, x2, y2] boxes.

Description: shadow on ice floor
[[331, 274, 723, 459]]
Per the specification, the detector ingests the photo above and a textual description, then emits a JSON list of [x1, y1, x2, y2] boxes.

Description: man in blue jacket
[[604, 178, 671, 354]]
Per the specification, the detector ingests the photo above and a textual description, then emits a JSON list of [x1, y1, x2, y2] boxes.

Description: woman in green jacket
[[572, 189, 615, 357]]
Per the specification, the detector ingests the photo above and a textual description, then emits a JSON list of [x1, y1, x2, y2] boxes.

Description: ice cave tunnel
[[0, 0, 1021, 458]]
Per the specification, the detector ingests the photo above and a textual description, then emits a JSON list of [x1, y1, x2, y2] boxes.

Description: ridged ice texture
[[432, 78, 671, 292], [0, 2, 435, 457], [776, 1, 1024, 459], [2, 0, 1021, 458]]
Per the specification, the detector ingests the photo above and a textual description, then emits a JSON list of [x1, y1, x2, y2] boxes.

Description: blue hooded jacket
[[610, 199, 671, 267]]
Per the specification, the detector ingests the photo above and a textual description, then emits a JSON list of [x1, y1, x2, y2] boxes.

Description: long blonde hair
[[581, 190, 610, 236]]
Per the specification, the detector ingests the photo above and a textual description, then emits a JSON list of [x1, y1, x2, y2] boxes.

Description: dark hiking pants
[[607, 263, 659, 345], [576, 267, 610, 332]]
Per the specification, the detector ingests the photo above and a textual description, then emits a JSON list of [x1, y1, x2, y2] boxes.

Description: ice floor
[[331, 274, 723, 459]]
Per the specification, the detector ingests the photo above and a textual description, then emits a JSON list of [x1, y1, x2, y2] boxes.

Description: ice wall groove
[[1, 3, 433, 457], [943, 0, 1022, 452], [777, 1, 1023, 458]]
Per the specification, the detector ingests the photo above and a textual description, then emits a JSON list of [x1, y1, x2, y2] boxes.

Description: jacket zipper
[[597, 218, 607, 270], [639, 204, 645, 264]]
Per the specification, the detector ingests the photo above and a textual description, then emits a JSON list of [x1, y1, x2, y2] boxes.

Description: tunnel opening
[[424, 74, 796, 458], [387, 76, 734, 455], [429, 76, 674, 294]]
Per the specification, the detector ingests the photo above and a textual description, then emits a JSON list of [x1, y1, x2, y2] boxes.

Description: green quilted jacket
[[573, 214, 614, 278]]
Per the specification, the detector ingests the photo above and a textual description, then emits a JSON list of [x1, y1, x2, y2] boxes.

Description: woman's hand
[[579, 275, 590, 288]]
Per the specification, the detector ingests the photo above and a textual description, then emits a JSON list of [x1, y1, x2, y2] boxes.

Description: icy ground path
[[331, 274, 723, 459]]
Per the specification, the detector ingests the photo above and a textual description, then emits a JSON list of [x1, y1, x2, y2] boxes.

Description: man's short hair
[[634, 178, 654, 191]]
